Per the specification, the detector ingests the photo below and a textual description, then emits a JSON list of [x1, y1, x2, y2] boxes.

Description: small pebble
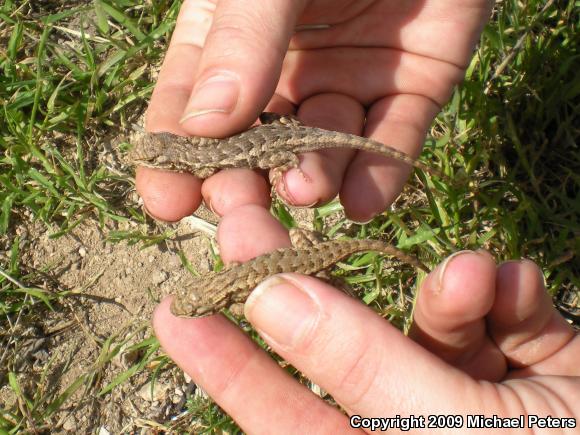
[[138, 381, 169, 402], [168, 256, 182, 269], [62, 418, 76, 432], [152, 271, 169, 285]]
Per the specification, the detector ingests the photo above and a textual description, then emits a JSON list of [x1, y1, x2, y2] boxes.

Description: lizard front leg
[[289, 228, 326, 248], [259, 112, 303, 127]]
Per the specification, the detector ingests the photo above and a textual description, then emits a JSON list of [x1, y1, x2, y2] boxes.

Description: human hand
[[153, 206, 579, 433], [138, 0, 494, 222]]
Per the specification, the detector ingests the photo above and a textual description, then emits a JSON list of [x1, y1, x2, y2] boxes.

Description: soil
[[0, 214, 199, 431], [0, 189, 318, 433]]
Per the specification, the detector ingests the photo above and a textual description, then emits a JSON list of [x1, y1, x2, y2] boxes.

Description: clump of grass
[[0, 1, 179, 432], [472, 1, 578, 297]]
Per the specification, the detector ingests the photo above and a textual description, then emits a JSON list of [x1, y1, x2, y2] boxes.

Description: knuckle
[[209, 10, 268, 52], [331, 337, 383, 408], [204, 9, 284, 65]]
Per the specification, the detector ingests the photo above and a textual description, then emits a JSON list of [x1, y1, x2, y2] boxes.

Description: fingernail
[[180, 72, 239, 123], [500, 259, 546, 286], [142, 203, 163, 222], [205, 197, 218, 215], [435, 250, 475, 293], [245, 275, 320, 348], [346, 211, 377, 225], [349, 216, 375, 225]]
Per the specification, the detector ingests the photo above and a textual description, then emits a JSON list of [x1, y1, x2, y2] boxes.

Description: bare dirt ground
[[0, 194, 316, 432], [1, 211, 209, 432]]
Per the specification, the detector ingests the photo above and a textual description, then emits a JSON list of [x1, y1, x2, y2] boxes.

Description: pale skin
[[142, 1, 579, 432], [154, 206, 579, 434], [137, 0, 493, 222]]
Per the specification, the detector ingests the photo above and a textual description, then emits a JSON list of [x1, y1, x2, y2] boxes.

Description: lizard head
[[128, 132, 192, 171], [170, 293, 218, 318]]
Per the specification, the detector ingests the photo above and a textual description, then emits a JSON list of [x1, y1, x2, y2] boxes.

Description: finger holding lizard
[[140, 0, 301, 221], [139, 0, 493, 222]]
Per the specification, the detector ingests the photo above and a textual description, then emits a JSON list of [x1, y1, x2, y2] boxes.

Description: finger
[[141, 0, 301, 220], [145, 1, 208, 133], [179, 0, 307, 136], [342, 94, 441, 221], [276, 48, 453, 220], [489, 259, 579, 377], [139, 2, 211, 220], [264, 93, 297, 115], [244, 274, 484, 418], [291, 0, 494, 68], [153, 299, 358, 434], [278, 47, 463, 108], [409, 251, 508, 381], [201, 169, 270, 217], [273, 94, 365, 206], [135, 167, 203, 222], [216, 204, 291, 263], [154, 205, 360, 433]]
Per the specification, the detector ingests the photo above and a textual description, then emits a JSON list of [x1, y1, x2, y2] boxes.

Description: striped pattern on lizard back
[[170, 238, 428, 318], [128, 112, 441, 179]]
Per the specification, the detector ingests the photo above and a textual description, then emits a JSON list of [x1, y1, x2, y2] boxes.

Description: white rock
[[138, 381, 169, 402], [62, 418, 76, 432], [152, 271, 169, 285]]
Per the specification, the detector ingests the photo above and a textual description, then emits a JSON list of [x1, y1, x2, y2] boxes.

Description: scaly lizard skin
[[170, 229, 429, 318], [128, 113, 433, 317], [129, 112, 442, 180]]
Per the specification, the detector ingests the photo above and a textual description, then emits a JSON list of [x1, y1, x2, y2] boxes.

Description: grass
[[0, 0, 578, 432]]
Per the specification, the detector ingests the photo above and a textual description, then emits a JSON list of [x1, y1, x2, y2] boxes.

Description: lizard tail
[[296, 128, 446, 180], [362, 239, 430, 273], [327, 239, 429, 273]]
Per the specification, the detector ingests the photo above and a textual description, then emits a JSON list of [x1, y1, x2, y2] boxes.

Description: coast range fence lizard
[[129, 112, 444, 184], [171, 228, 428, 318], [128, 112, 433, 317]]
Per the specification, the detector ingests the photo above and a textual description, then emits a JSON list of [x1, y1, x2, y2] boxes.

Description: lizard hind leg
[[288, 228, 357, 297], [192, 167, 219, 179], [265, 151, 303, 198], [228, 303, 245, 317]]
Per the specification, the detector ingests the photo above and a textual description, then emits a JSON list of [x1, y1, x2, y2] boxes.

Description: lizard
[[128, 112, 445, 185], [170, 228, 429, 318], [128, 113, 434, 317]]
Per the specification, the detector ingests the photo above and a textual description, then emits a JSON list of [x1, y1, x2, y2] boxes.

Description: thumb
[[243, 273, 483, 417], [179, 0, 306, 136]]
